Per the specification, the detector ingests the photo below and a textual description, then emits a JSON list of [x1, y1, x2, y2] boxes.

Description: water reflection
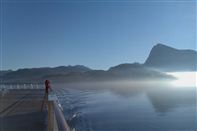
[[146, 87, 196, 113], [111, 84, 196, 114], [54, 82, 196, 131]]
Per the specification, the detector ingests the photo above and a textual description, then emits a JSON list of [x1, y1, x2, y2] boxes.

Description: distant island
[[1, 44, 196, 84]]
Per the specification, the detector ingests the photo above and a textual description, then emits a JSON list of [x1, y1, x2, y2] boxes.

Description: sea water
[[54, 82, 196, 131]]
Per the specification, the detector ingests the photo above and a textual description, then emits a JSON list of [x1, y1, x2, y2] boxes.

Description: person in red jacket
[[41, 80, 52, 111], [45, 79, 51, 93]]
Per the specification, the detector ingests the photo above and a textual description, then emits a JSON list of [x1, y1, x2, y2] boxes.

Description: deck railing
[[48, 91, 70, 131], [0, 84, 44, 90]]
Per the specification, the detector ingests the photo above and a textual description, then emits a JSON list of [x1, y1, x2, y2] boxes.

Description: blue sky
[[1, 0, 196, 70]]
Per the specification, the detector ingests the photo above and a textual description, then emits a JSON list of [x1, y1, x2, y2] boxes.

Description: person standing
[[45, 79, 51, 93], [41, 80, 52, 111]]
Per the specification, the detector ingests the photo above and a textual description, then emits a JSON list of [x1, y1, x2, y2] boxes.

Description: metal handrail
[[54, 101, 70, 131], [48, 91, 70, 131]]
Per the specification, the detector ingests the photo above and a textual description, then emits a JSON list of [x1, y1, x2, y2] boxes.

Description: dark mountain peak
[[155, 43, 170, 47], [54, 65, 91, 71], [155, 43, 168, 48], [72, 65, 92, 70], [152, 43, 177, 52], [152, 43, 196, 53], [144, 43, 197, 71], [108, 63, 142, 71]]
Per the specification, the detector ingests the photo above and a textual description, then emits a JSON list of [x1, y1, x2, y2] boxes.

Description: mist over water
[[167, 71, 197, 87], [54, 79, 196, 131]]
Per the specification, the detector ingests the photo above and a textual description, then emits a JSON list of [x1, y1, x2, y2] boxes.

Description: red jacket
[[45, 80, 50, 93]]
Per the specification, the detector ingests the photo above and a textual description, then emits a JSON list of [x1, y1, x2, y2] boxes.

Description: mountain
[[0, 70, 12, 77], [108, 63, 172, 79], [144, 43, 197, 71], [3, 43, 194, 83], [31, 63, 173, 83], [0, 63, 173, 84], [1, 65, 91, 83]]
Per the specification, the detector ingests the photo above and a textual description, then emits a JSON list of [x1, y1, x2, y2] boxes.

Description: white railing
[[48, 91, 70, 131], [0, 84, 44, 91]]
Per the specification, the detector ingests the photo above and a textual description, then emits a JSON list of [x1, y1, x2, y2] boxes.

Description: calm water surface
[[54, 82, 196, 131]]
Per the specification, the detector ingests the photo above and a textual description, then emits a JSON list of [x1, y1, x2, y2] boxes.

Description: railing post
[[31, 84, 33, 89], [10, 85, 12, 89]]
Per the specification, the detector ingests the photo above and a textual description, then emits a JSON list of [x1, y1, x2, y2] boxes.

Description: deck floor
[[0, 89, 47, 131]]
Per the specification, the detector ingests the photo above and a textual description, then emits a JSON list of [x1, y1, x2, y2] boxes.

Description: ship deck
[[0, 89, 47, 131]]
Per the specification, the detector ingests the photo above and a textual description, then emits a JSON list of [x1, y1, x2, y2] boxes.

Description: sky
[[0, 0, 196, 70]]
